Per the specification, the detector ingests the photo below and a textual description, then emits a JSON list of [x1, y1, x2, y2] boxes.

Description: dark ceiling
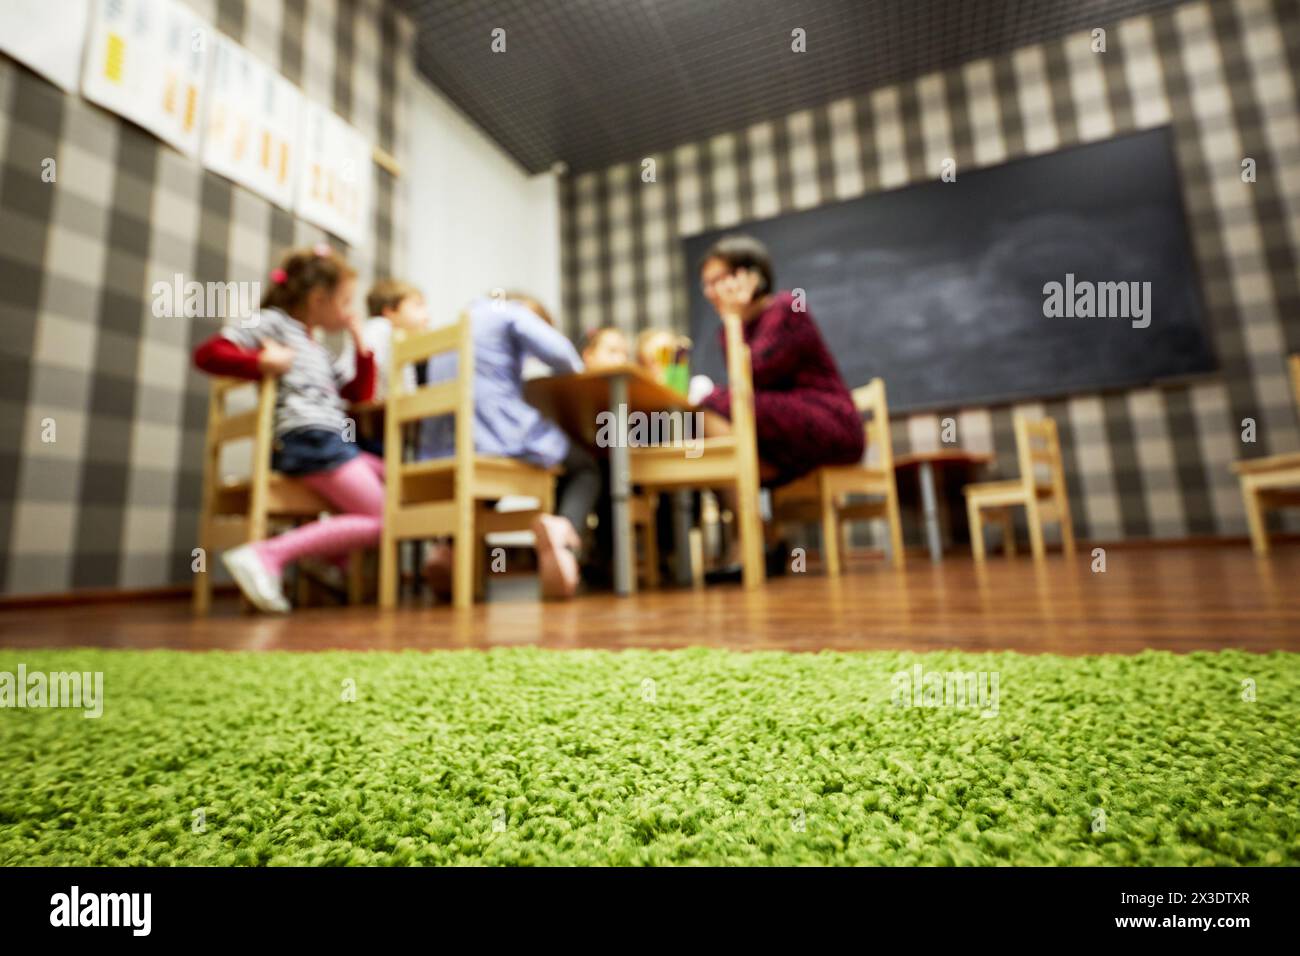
[[396, 0, 1193, 174]]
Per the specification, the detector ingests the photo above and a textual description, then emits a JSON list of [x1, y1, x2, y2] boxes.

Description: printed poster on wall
[[295, 100, 371, 248], [0, 0, 93, 93], [202, 34, 301, 211], [81, 0, 208, 157]]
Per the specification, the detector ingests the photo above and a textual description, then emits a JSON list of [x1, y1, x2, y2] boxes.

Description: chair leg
[[193, 545, 212, 616], [379, 531, 399, 610], [885, 483, 906, 570], [347, 551, 366, 605], [404, 541, 421, 596], [736, 481, 765, 589], [452, 503, 476, 609], [967, 498, 986, 564], [295, 555, 312, 606], [999, 510, 1016, 557], [643, 494, 661, 589], [474, 537, 487, 601], [820, 493, 841, 577], [1241, 481, 1270, 555], [1058, 493, 1077, 557], [193, 572, 211, 615], [1026, 500, 1046, 562], [689, 528, 705, 588]]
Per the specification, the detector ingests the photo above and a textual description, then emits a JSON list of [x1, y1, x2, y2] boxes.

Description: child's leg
[[301, 453, 385, 516], [534, 443, 599, 599], [322, 452, 384, 572], [580, 458, 615, 589], [257, 515, 380, 575], [355, 450, 385, 481], [254, 456, 385, 575], [554, 443, 601, 539]]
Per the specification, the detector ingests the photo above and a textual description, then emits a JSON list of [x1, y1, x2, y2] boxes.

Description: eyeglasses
[[700, 273, 732, 293]]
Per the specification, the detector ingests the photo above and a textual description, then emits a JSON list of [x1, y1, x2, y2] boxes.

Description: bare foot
[[532, 515, 581, 600]]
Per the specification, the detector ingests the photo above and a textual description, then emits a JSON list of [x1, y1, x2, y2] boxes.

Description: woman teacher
[[697, 234, 865, 484]]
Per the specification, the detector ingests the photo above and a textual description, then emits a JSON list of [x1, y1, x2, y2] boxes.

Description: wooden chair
[[378, 315, 556, 609], [628, 315, 765, 588], [964, 414, 1076, 564], [193, 376, 363, 614], [630, 493, 661, 588], [770, 378, 905, 574], [1234, 354, 1300, 555]]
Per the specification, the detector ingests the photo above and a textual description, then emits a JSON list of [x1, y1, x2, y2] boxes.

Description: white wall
[[404, 76, 561, 326]]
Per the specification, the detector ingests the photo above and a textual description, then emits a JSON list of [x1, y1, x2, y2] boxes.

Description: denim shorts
[[272, 428, 359, 476]]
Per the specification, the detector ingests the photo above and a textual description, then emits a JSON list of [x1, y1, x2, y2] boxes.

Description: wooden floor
[[0, 545, 1297, 655]]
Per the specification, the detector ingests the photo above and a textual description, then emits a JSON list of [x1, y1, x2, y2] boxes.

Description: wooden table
[[525, 364, 697, 596], [893, 449, 995, 562], [356, 386, 990, 571]]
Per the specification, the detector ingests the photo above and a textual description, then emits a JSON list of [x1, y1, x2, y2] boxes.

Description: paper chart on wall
[[202, 33, 301, 211], [81, 0, 208, 157], [295, 100, 371, 248], [0, 0, 93, 93]]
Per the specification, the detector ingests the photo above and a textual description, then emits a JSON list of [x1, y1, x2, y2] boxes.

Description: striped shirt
[[220, 308, 354, 438]]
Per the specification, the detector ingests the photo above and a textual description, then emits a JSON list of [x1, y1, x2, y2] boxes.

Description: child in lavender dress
[[419, 294, 600, 599]]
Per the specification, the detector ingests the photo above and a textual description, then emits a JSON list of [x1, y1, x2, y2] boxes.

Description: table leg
[[609, 374, 635, 596], [934, 467, 951, 547], [673, 490, 693, 585], [918, 460, 942, 563]]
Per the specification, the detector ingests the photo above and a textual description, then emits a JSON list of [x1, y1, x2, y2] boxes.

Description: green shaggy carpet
[[0, 648, 1296, 866]]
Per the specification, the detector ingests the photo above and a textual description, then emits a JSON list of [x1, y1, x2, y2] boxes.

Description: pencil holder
[[669, 362, 690, 395]]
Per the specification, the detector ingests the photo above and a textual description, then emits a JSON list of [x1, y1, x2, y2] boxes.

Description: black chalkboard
[[683, 127, 1217, 413]]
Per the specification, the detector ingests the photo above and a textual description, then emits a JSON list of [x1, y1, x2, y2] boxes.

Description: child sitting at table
[[635, 328, 682, 384], [362, 278, 431, 400], [580, 327, 630, 369], [419, 293, 601, 600], [191, 244, 380, 613], [341, 278, 432, 458]]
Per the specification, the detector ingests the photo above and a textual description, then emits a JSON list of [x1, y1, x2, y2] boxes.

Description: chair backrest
[[385, 314, 474, 499], [852, 378, 893, 473], [1013, 414, 1065, 498], [203, 376, 277, 536]]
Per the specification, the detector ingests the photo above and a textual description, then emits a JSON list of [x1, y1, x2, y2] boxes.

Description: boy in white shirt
[[363, 278, 431, 399]]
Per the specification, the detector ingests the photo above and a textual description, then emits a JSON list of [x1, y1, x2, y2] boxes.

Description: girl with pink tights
[[192, 245, 382, 613], [257, 450, 385, 581]]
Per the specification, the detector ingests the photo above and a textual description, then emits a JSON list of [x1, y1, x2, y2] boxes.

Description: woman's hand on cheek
[[715, 270, 761, 318]]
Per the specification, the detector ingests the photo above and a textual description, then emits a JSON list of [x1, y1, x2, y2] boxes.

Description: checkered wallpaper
[[0, 0, 415, 596], [561, 0, 1300, 545]]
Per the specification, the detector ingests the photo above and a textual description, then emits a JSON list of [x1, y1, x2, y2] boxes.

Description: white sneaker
[[223, 545, 291, 613]]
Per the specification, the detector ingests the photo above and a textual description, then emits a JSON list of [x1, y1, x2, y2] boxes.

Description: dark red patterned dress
[[700, 291, 865, 487]]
